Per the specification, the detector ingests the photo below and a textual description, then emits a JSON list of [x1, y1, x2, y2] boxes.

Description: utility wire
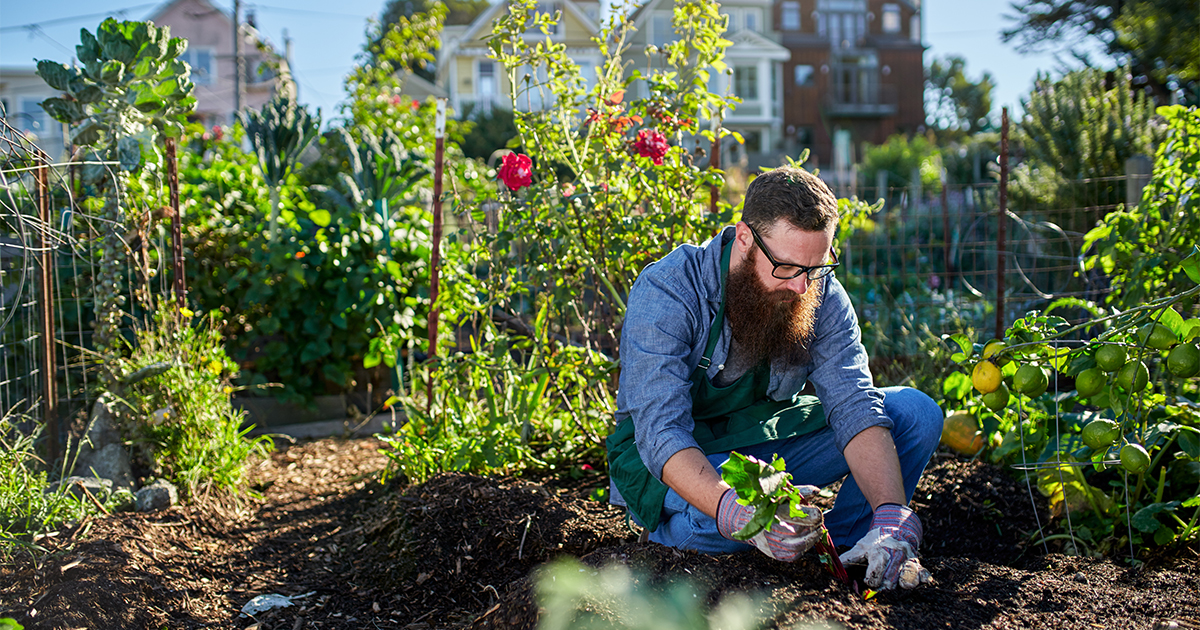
[[0, 4, 158, 33]]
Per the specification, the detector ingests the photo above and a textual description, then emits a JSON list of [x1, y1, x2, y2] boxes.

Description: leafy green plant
[[1082, 105, 1200, 313], [238, 93, 321, 241], [114, 304, 272, 498], [944, 276, 1200, 555], [536, 557, 762, 630], [0, 416, 126, 560], [36, 18, 195, 370], [719, 452, 850, 585]]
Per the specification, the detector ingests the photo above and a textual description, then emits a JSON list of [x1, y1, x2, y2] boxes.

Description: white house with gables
[[624, 0, 790, 166], [437, 0, 604, 116]]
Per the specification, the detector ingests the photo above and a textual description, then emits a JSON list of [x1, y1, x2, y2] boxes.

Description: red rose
[[497, 152, 533, 190], [633, 129, 669, 165], [211, 125, 224, 141]]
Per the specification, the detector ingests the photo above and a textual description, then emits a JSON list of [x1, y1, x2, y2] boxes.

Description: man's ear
[[734, 221, 753, 253]]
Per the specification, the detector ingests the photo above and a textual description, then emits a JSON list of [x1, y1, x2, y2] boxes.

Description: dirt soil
[[2, 437, 1198, 630]]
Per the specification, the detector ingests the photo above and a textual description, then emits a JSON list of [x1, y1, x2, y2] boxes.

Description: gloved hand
[[716, 486, 823, 562], [838, 503, 933, 590]]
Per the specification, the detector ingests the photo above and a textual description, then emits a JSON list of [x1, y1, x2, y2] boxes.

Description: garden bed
[[1, 437, 1197, 630]]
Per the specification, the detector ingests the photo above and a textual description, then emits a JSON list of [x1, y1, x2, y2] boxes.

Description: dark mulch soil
[[2, 437, 1197, 630]]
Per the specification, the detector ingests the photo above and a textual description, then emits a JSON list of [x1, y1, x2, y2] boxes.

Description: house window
[[910, 14, 921, 42], [743, 8, 760, 32], [794, 64, 814, 86], [478, 60, 496, 98], [652, 13, 672, 47], [882, 4, 901, 33], [525, 2, 560, 36], [781, 2, 800, 30], [19, 97, 47, 135], [181, 47, 214, 85], [733, 66, 758, 100]]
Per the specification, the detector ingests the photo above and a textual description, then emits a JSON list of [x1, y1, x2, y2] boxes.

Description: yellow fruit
[[1115, 359, 1149, 392], [942, 411, 984, 456], [1167, 343, 1200, 378], [980, 382, 1011, 412], [1139, 322, 1178, 351], [1081, 419, 1120, 449], [1095, 344, 1127, 373], [972, 360, 1002, 394], [982, 340, 1007, 360], [1119, 443, 1151, 474], [1013, 365, 1049, 398], [1074, 367, 1107, 398]]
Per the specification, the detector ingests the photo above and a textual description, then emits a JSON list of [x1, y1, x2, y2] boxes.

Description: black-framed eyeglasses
[[747, 224, 840, 281]]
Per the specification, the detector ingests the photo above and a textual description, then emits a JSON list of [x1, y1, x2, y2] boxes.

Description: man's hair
[[741, 166, 839, 235]]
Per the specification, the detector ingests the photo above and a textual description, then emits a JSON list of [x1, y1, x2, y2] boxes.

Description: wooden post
[[996, 107, 1009, 340], [165, 137, 186, 308], [426, 99, 446, 410], [35, 152, 59, 463]]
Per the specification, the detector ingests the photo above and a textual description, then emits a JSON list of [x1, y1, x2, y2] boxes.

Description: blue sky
[[1, 0, 1101, 125]]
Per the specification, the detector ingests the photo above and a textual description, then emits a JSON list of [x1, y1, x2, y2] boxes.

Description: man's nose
[[784, 273, 809, 295]]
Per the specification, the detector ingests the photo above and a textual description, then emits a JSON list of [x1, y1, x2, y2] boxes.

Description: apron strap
[[699, 238, 733, 371]]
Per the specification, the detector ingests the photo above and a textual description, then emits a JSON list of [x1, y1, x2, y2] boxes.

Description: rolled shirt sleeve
[[616, 267, 709, 482]]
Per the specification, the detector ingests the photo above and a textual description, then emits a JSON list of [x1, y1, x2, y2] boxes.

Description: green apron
[[607, 240, 827, 532]]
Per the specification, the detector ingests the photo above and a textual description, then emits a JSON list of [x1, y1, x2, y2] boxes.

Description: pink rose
[[498, 152, 533, 190], [633, 129, 669, 165]]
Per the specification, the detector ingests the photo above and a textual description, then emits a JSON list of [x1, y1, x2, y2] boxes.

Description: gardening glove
[[839, 503, 932, 590], [716, 486, 823, 562]]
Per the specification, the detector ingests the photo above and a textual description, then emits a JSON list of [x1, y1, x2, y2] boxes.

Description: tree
[[382, 0, 490, 26], [1002, 0, 1199, 105], [924, 55, 996, 141]]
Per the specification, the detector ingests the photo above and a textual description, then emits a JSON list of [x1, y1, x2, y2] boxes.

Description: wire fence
[[837, 175, 1133, 386], [0, 117, 179, 461]]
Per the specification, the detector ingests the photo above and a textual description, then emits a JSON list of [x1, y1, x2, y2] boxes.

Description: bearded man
[[606, 166, 943, 590]]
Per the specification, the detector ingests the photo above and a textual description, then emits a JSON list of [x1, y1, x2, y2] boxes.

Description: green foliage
[[114, 304, 273, 498], [238, 94, 322, 241], [718, 452, 811, 540], [36, 17, 195, 368], [179, 130, 430, 405], [1001, 0, 1198, 106], [1010, 65, 1158, 225], [1082, 106, 1200, 312], [859, 133, 943, 194], [925, 55, 996, 141], [0, 417, 128, 560], [944, 293, 1200, 555], [535, 557, 762, 630], [457, 104, 518, 160]]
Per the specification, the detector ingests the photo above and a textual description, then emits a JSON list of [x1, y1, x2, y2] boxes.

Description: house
[[776, 0, 925, 181], [437, 0, 605, 118], [147, 0, 294, 127], [625, 0, 791, 169], [0, 67, 68, 159]]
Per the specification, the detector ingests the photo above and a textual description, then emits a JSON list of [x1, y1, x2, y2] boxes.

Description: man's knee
[[881, 386, 943, 449]]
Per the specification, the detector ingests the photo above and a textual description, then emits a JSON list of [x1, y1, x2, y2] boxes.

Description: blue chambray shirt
[[609, 225, 891, 507]]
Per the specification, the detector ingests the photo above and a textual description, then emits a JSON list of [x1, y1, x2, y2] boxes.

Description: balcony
[[823, 81, 897, 117]]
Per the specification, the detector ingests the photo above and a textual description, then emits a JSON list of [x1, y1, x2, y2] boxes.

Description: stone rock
[[73, 397, 135, 492], [136, 478, 178, 512], [47, 476, 113, 501]]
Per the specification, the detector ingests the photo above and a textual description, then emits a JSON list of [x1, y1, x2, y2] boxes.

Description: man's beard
[[724, 247, 823, 368]]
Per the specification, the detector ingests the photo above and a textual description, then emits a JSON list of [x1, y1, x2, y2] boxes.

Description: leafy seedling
[[720, 452, 859, 592]]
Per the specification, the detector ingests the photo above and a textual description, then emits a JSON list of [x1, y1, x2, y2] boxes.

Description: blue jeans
[[644, 386, 943, 551]]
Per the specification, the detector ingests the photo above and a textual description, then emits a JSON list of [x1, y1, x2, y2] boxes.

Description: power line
[[0, 4, 158, 33], [249, 4, 371, 20]]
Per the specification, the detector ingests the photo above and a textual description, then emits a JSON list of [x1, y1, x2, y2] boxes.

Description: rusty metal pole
[[165, 137, 186, 308], [426, 99, 446, 410], [996, 107, 1009, 340], [35, 152, 59, 463], [709, 110, 720, 217], [941, 168, 953, 289]]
